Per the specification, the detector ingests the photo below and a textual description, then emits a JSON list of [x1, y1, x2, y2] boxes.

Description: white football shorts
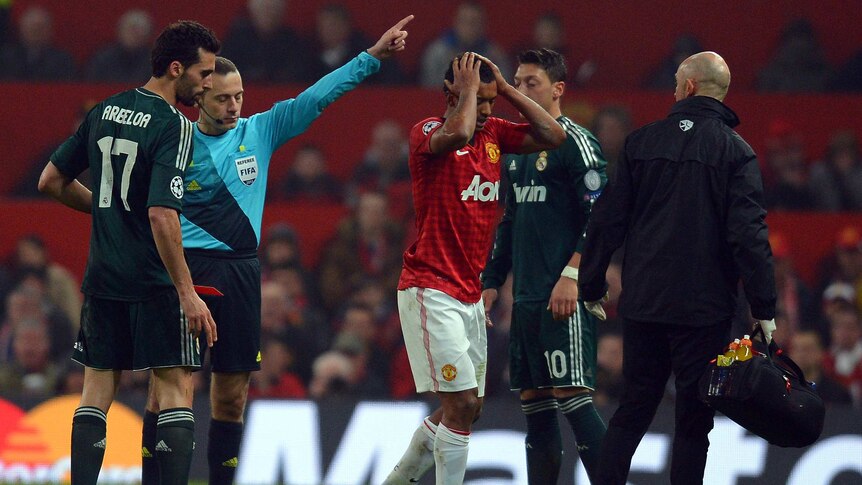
[[397, 287, 487, 396]]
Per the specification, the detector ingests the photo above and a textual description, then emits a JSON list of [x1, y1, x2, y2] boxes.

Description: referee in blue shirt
[[141, 15, 414, 485]]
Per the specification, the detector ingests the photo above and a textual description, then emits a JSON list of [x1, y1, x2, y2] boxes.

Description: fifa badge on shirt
[[536, 151, 548, 171], [235, 155, 258, 186], [441, 364, 458, 381], [584, 170, 601, 191], [485, 143, 500, 163]]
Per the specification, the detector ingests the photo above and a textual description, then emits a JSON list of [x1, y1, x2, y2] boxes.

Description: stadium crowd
[[1, 0, 861, 412]]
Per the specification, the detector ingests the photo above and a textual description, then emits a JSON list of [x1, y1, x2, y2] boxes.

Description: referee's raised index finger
[[393, 14, 414, 30]]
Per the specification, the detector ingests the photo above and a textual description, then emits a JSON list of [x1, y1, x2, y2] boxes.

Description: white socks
[[382, 417, 437, 484], [433, 423, 470, 485]]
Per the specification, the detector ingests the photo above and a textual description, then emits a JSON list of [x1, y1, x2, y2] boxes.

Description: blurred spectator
[[0, 278, 75, 362], [84, 9, 153, 82], [643, 34, 703, 90], [309, 3, 404, 84], [822, 307, 862, 406], [594, 329, 624, 407], [815, 226, 862, 310], [590, 105, 633, 180], [260, 223, 302, 272], [830, 48, 862, 92], [513, 13, 595, 87], [762, 120, 815, 210], [757, 19, 832, 93], [347, 119, 410, 202], [248, 338, 307, 398], [419, 1, 512, 88], [791, 330, 853, 406], [220, 0, 311, 83], [12, 100, 94, 198], [281, 144, 343, 202], [8, 234, 81, 328], [0, 319, 62, 398], [260, 279, 326, 382], [318, 191, 404, 313], [0, 5, 76, 80], [308, 350, 358, 399], [809, 131, 862, 211], [822, 282, 857, 326], [260, 223, 322, 306], [770, 232, 822, 339]]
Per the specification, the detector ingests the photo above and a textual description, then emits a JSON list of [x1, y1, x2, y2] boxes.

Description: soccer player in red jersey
[[383, 52, 565, 485]]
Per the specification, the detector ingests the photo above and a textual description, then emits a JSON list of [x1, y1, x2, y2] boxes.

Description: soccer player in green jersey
[[482, 48, 608, 484], [38, 21, 220, 485]]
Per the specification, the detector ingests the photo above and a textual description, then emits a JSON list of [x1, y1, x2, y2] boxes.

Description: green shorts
[[72, 288, 201, 371], [509, 300, 597, 391]]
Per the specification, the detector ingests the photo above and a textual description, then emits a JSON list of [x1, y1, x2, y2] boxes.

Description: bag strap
[[751, 324, 810, 384]]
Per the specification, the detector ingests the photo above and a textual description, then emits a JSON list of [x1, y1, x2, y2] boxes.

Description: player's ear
[[685, 78, 697, 97], [168, 60, 184, 79], [553, 81, 566, 100]]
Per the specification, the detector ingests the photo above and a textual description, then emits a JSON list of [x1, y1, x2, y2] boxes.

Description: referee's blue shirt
[[181, 52, 381, 251]]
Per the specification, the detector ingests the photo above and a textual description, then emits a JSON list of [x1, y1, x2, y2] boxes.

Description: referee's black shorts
[[186, 248, 261, 373]]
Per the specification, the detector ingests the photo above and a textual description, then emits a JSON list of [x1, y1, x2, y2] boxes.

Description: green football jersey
[[483, 116, 608, 303], [51, 88, 192, 300]]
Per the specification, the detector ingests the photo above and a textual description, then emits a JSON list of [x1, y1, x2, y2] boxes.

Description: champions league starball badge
[[584, 169, 601, 190], [536, 151, 548, 171]]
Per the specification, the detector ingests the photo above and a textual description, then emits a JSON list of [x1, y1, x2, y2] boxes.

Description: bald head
[[674, 51, 731, 102]]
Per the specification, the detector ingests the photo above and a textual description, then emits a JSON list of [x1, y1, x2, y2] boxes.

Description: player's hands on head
[[180, 293, 217, 347], [473, 53, 507, 88], [443, 52, 481, 97], [367, 14, 413, 60]]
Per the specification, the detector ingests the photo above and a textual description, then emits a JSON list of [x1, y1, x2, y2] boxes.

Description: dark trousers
[[596, 319, 729, 485]]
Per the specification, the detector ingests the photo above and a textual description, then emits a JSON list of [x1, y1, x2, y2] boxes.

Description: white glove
[[756, 319, 776, 344], [584, 293, 609, 321]]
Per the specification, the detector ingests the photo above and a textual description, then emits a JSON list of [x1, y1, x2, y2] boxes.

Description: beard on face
[[175, 72, 201, 107]]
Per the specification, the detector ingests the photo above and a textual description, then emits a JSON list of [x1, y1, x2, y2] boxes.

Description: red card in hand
[[194, 285, 224, 296]]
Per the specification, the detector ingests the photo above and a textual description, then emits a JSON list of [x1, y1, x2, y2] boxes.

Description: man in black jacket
[[578, 51, 778, 485]]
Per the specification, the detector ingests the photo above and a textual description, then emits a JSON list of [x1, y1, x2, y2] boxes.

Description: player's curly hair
[[518, 48, 567, 84], [151, 20, 221, 77], [443, 53, 496, 94]]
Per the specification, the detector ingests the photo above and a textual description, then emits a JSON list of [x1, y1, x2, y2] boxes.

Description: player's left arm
[[265, 15, 413, 148], [549, 130, 609, 320], [474, 54, 564, 153]]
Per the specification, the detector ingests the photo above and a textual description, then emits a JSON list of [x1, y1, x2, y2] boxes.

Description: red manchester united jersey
[[398, 116, 529, 302]]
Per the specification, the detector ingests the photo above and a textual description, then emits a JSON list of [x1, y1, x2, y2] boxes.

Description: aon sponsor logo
[[460, 175, 499, 202], [513, 183, 547, 203]]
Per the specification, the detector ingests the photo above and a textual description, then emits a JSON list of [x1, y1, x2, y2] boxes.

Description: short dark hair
[[443, 53, 496, 93], [517, 48, 567, 83], [214, 56, 238, 76], [151, 20, 221, 77]]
